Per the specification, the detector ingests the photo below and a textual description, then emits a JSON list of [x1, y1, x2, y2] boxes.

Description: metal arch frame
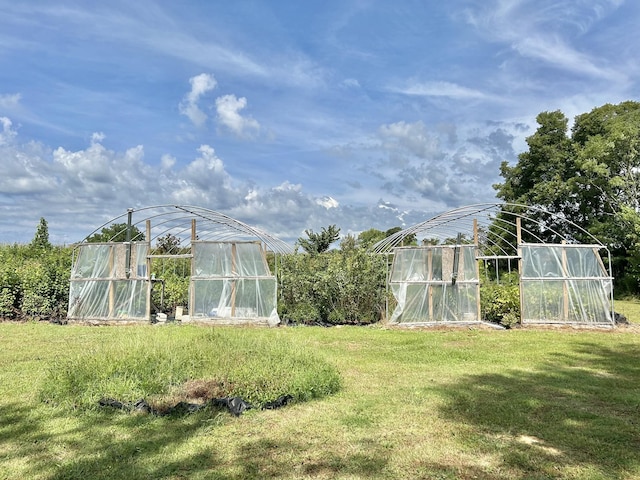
[[76, 204, 294, 255], [371, 202, 605, 255]]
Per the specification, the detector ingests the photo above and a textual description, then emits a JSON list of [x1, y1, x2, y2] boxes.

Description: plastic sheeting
[[190, 242, 279, 325], [520, 244, 613, 325], [68, 243, 149, 320], [389, 245, 479, 323]]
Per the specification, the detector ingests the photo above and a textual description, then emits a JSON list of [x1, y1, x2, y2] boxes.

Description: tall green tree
[[297, 225, 340, 254], [494, 101, 640, 292], [86, 223, 145, 243], [31, 217, 52, 251], [494, 110, 576, 243]]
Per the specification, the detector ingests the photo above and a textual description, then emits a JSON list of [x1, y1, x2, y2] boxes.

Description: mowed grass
[[1, 305, 639, 480]]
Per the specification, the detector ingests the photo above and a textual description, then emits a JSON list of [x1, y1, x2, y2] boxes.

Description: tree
[[86, 223, 145, 243], [384, 226, 417, 246], [297, 225, 340, 254], [494, 110, 576, 243], [155, 233, 181, 254], [493, 101, 640, 292], [30, 217, 52, 251], [356, 228, 386, 249]]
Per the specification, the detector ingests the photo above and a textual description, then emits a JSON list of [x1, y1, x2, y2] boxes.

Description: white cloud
[[462, 0, 627, 82], [91, 131, 106, 144], [0, 93, 21, 110], [0, 117, 17, 145], [317, 196, 339, 209], [160, 153, 176, 170], [179, 73, 217, 127], [393, 81, 489, 100], [343, 120, 518, 210], [215, 94, 260, 138], [378, 121, 442, 159]]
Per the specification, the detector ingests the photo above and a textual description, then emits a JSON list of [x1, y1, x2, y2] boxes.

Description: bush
[[278, 248, 387, 325], [0, 244, 72, 320], [480, 271, 521, 328], [18, 260, 53, 316], [0, 254, 20, 318]]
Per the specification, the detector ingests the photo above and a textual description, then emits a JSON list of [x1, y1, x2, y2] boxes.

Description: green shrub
[[0, 255, 20, 318], [151, 269, 190, 314], [480, 271, 521, 328], [278, 248, 387, 325], [18, 260, 54, 317]]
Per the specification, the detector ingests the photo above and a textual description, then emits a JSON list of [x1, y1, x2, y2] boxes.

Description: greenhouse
[[373, 203, 614, 327], [67, 205, 292, 326]]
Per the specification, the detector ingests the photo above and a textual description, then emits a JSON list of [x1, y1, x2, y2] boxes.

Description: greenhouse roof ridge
[[77, 204, 294, 255], [372, 203, 605, 255]]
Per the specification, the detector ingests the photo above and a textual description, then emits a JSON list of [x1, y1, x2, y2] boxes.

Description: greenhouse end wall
[[185, 241, 280, 326], [388, 245, 480, 324], [68, 242, 149, 322], [519, 244, 613, 325]]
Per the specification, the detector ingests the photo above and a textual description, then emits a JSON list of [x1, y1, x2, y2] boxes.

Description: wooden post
[[189, 219, 196, 318], [561, 241, 569, 321], [428, 248, 433, 321], [145, 220, 152, 323], [474, 218, 481, 321], [230, 242, 237, 317], [108, 245, 114, 319], [516, 217, 524, 324]]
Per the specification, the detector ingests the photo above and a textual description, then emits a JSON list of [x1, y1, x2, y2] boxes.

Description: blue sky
[[1, 0, 639, 245]]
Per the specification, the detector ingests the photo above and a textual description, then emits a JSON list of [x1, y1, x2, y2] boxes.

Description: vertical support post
[[428, 248, 433, 321], [561, 241, 569, 321], [474, 218, 481, 322], [230, 242, 237, 317], [189, 219, 196, 318], [125, 208, 133, 279], [145, 219, 152, 323], [516, 217, 524, 324], [385, 253, 390, 322], [108, 245, 114, 319]]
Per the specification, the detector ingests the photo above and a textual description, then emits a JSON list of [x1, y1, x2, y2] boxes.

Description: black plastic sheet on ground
[[98, 394, 294, 417]]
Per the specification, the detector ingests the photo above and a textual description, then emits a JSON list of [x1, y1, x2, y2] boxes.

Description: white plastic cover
[[68, 243, 149, 320], [389, 245, 479, 323], [191, 242, 279, 324], [520, 244, 613, 324]]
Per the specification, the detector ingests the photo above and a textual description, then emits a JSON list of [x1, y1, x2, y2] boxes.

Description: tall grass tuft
[[39, 325, 341, 412]]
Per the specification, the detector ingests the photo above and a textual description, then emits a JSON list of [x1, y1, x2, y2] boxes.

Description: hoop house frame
[[373, 203, 615, 327]]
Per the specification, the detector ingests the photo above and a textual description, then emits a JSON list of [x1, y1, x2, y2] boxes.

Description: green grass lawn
[[1, 311, 639, 479]]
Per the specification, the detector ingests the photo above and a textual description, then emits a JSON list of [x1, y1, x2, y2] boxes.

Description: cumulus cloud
[[378, 121, 442, 159], [215, 94, 260, 138], [0, 130, 406, 244], [346, 120, 517, 210], [179, 73, 217, 127], [317, 196, 339, 209]]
